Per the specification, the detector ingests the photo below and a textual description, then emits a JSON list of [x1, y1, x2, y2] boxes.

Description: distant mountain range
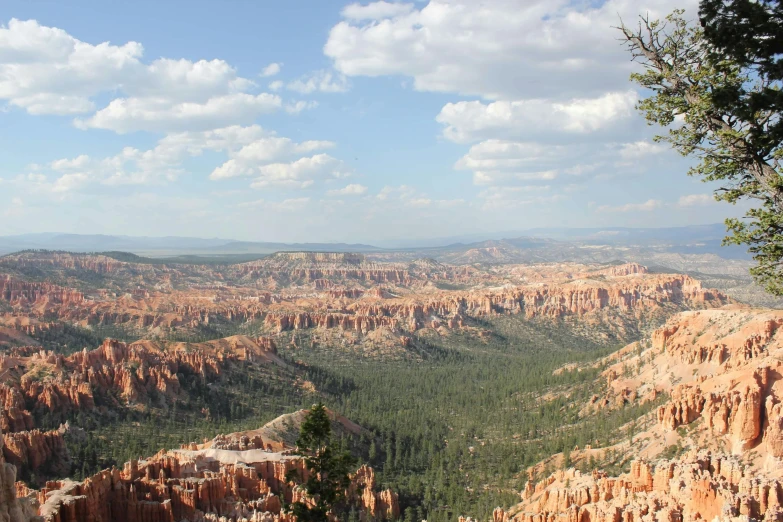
[[0, 233, 381, 256], [0, 224, 750, 260]]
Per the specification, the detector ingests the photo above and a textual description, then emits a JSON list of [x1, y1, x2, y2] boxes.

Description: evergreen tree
[[619, 9, 783, 294], [286, 403, 356, 522]]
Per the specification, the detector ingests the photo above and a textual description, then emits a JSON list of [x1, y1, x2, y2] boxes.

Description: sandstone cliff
[[0, 261, 729, 344], [508, 452, 783, 522], [34, 414, 397, 522], [506, 307, 783, 522], [0, 428, 40, 522]]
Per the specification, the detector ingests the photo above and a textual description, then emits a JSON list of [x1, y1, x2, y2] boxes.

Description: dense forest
[[21, 314, 659, 522]]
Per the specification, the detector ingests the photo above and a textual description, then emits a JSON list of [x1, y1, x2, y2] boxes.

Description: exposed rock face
[[35, 417, 398, 522], [511, 307, 783, 522], [0, 336, 282, 481], [0, 428, 40, 522], [2, 427, 68, 477], [350, 466, 399, 521], [646, 309, 783, 456], [0, 260, 729, 343], [0, 336, 280, 436], [511, 453, 783, 522], [0, 277, 83, 308]]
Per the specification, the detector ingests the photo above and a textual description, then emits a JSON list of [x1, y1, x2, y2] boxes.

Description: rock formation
[[509, 452, 783, 522], [0, 256, 730, 344], [0, 336, 282, 481], [0, 427, 40, 522], [2, 427, 69, 477], [507, 307, 783, 522], [32, 413, 397, 522]]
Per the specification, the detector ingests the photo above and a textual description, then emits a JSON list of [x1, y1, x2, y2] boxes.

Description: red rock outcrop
[[0, 277, 83, 308], [0, 260, 728, 343], [2, 427, 68, 477], [511, 452, 783, 522], [645, 310, 783, 456], [35, 419, 398, 522], [512, 307, 783, 522], [0, 427, 40, 522]]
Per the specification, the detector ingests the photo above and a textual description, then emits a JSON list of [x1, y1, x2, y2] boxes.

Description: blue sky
[[0, 0, 750, 243]]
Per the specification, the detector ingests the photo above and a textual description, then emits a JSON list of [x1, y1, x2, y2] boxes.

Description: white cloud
[[285, 100, 319, 114], [287, 70, 350, 94], [618, 140, 666, 160], [4, 196, 24, 217], [376, 185, 416, 201], [260, 62, 282, 77], [11, 93, 95, 115], [276, 197, 311, 211], [327, 183, 368, 196], [596, 199, 662, 213], [405, 197, 465, 208], [250, 154, 349, 189], [210, 136, 335, 180], [33, 125, 343, 193], [437, 91, 637, 144], [0, 19, 286, 132], [479, 187, 565, 210], [454, 140, 578, 185], [325, 0, 695, 100], [47, 140, 188, 191], [677, 194, 715, 207], [269, 80, 284, 91], [75, 93, 282, 134], [372, 184, 463, 209], [342, 2, 415, 21]]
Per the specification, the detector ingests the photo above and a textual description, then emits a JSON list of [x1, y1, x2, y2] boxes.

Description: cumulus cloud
[[376, 185, 416, 201], [35, 125, 344, 193], [477, 186, 565, 210], [437, 91, 638, 144], [287, 70, 350, 94], [3, 196, 24, 217], [327, 184, 368, 196], [454, 140, 585, 185], [596, 199, 662, 213], [0, 19, 284, 132], [260, 62, 282, 77], [209, 135, 336, 181], [325, 0, 695, 101], [75, 93, 281, 134], [46, 139, 191, 191], [285, 100, 319, 114], [618, 140, 666, 160], [250, 154, 349, 189], [677, 194, 715, 207], [372, 185, 463, 209]]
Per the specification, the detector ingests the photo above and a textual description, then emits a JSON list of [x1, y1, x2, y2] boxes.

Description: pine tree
[[286, 403, 356, 522]]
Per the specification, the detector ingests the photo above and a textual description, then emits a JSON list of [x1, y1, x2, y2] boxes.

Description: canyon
[[0, 250, 778, 522], [4, 410, 399, 522], [0, 335, 283, 482], [0, 253, 729, 345], [499, 307, 783, 522]]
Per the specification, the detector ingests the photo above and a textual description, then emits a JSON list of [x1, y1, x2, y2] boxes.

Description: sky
[[0, 0, 751, 244]]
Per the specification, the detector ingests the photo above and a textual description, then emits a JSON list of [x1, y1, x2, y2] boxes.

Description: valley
[[0, 249, 777, 522]]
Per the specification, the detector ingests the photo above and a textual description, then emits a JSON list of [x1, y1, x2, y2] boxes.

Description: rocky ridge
[[496, 307, 783, 522], [21, 412, 398, 522], [0, 261, 729, 342], [0, 336, 281, 479]]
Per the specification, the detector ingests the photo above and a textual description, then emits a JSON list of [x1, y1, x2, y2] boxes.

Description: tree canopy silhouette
[[286, 403, 356, 522], [619, 6, 783, 295]]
